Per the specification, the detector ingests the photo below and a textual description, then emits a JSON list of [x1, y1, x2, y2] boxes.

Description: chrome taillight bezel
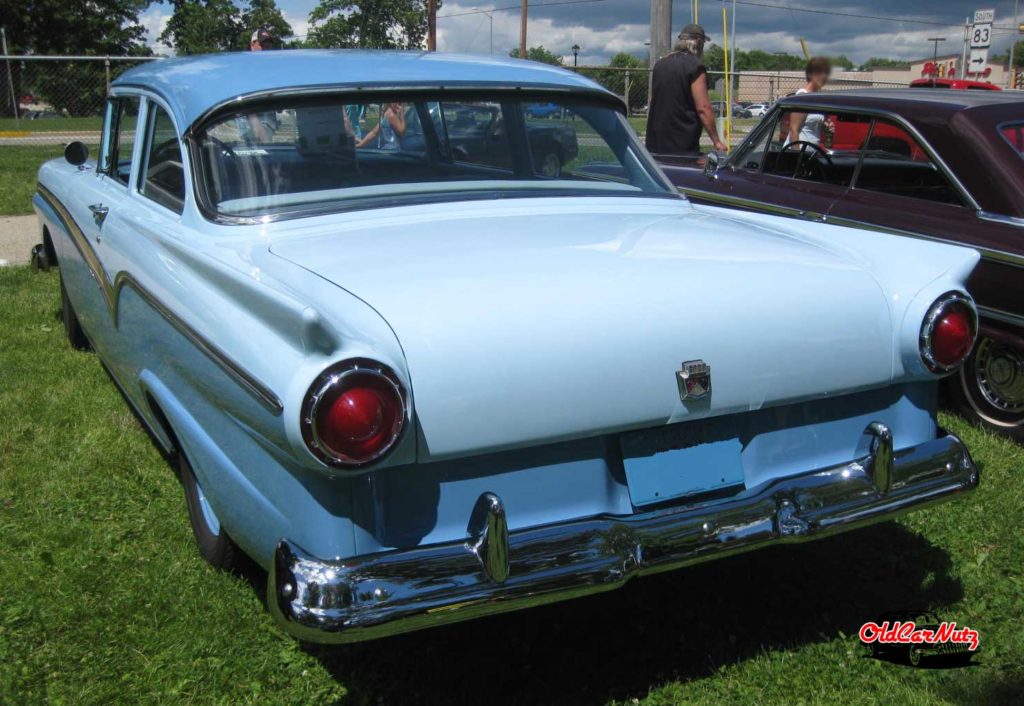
[[919, 292, 978, 374], [300, 358, 408, 468]]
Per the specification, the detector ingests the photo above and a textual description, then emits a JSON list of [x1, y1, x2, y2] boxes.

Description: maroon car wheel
[[953, 336, 1024, 440]]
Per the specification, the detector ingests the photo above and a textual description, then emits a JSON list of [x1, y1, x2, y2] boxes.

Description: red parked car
[[656, 89, 1024, 439], [909, 77, 1001, 90]]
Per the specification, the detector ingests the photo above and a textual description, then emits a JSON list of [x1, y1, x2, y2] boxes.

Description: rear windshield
[[196, 94, 673, 220], [1000, 123, 1024, 156]]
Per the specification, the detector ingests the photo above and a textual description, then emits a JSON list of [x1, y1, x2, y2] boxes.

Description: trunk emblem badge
[[677, 360, 711, 401]]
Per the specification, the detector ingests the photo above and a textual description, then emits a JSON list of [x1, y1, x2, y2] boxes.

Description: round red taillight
[[302, 361, 406, 467], [920, 294, 977, 373]]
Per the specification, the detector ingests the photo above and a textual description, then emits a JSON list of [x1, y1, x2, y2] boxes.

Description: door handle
[[88, 203, 109, 227]]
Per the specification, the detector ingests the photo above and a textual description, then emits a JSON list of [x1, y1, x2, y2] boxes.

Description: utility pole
[[427, 0, 437, 51], [0, 27, 17, 124], [519, 0, 528, 58], [650, 0, 672, 66], [1010, 0, 1020, 87], [650, 0, 671, 105], [961, 16, 969, 79], [928, 36, 945, 85]]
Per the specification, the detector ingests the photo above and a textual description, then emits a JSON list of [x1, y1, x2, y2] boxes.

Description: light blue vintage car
[[35, 50, 982, 643]]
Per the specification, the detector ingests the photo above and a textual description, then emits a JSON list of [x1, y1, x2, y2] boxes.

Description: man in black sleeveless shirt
[[645, 24, 726, 156]]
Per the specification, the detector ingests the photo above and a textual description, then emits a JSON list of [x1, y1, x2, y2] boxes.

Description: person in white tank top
[[787, 57, 833, 146]]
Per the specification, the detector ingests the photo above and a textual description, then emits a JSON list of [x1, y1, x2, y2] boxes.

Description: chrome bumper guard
[[269, 425, 978, 643]]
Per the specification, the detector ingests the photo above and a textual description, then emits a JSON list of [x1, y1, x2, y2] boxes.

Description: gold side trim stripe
[[36, 183, 283, 415]]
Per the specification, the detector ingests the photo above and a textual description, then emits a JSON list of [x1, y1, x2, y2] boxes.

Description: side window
[[521, 104, 586, 178], [139, 104, 185, 214], [1000, 122, 1024, 156], [103, 96, 140, 185], [732, 111, 779, 172], [441, 102, 513, 172], [851, 118, 964, 206]]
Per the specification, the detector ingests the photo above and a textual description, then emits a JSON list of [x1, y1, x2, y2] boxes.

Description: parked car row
[[35, 51, 986, 646]]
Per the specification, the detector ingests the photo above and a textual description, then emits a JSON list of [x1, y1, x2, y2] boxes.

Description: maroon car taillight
[[301, 359, 406, 467], [920, 293, 977, 373]]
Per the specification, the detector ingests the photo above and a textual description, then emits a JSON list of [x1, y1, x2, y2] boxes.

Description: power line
[[733, 1, 967, 28], [439, 0, 610, 20]]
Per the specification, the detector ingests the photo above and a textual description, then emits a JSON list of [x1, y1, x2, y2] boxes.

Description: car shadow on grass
[[297, 522, 962, 706]]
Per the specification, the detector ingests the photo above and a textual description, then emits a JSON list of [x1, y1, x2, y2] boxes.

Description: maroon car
[[658, 89, 1024, 439]]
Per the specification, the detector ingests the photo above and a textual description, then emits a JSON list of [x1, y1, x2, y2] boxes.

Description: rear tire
[[60, 274, 91, 351], [949, 336, 1024, 441], [179, 452, 239, 571], [537, 151, 562, 177]]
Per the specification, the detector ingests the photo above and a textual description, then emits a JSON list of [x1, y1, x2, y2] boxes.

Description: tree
[[828, 55, 855, 71], [0, 0, 151, 117], [736, 49, 805, 71], [159, 0, 244, 55], [307, 0, 437, 49], [240, 0, 293, 46], [591, 52, 647, 110], [991, 40, 1024, 67], [859, 57, 910, 71], [0, 0, 149, 55], [509, 46, 563, 65], [703, 46, 806, 73]]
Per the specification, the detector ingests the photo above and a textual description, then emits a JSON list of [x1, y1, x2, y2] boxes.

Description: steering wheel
[[782, 140, 832, 181]]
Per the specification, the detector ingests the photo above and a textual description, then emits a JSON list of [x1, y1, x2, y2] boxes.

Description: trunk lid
[[270, 197, 895, 459]]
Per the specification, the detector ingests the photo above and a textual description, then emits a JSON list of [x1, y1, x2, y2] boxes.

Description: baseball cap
[[251, 27, 275, 47], [678, 23, 709, 41]]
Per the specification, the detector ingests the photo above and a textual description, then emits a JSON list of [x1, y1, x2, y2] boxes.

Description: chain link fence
[[1, 57, 911, 152], [0, 56, 160, 147], [569, 66, 910, 147]]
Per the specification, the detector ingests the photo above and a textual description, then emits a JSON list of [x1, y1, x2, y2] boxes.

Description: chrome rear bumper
[[269, 426, 978, 643]]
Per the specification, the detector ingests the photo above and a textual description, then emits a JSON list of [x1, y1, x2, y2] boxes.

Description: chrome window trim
[[36, 183, 283, 415], [920, 292, 978, 373], [978, 210, 1024, 228], [299, 359, 408, 469], [680, 186, 827, 221]]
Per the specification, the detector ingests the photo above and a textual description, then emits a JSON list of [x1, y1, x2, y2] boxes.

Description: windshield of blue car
[[195, 95, 674, 219]]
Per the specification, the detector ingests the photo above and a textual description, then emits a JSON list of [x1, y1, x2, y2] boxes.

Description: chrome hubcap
[[974, 337, 1024, 413], [540, 154, 560, 177]]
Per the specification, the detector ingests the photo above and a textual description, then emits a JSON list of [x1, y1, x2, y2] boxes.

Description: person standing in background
[[243, 27, 280, 142], [356, 103, 407, 151], [645, 24, 727, 156], [786, 57, 834, 146]]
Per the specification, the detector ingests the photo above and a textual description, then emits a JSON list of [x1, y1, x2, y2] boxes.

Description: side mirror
[[64, 141, 89, 167], [703, 150, 721, 178]]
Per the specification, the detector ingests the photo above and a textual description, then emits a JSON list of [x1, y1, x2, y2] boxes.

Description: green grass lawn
[[0, 117, 104, 133], [1, 269, 1022, 705], [0, 146, 66, 215]]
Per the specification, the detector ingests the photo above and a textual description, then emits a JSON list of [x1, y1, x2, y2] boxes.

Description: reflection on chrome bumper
[[269, 426, 978, 643]]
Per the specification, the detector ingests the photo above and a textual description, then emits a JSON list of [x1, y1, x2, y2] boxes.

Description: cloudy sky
[[140, 1, 1024, 65]]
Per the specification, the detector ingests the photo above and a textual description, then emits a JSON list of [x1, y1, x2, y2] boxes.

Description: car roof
[[113, 49, 616, 132], [780, 87, 1024, 114]]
